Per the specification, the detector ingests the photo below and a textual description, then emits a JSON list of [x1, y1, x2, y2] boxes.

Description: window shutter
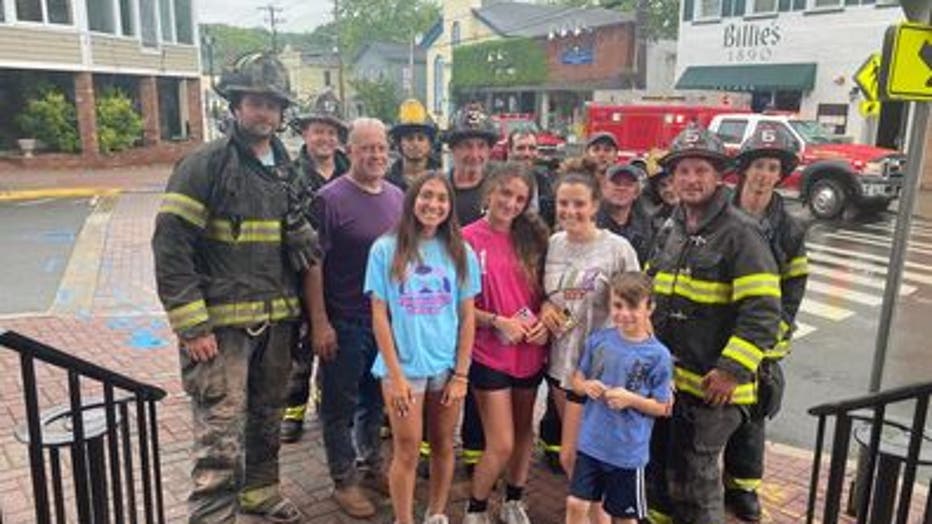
[[778, 0, 791, 10], [683, 0, 694, 20], [722, 0, 734, 17], [734, 0, 746, 15]]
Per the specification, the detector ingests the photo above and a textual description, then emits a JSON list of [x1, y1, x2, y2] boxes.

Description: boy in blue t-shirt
[[567, 271, 673, 524]]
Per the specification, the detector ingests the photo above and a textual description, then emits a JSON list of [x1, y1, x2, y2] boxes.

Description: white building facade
[[675, 0, 907, 147]]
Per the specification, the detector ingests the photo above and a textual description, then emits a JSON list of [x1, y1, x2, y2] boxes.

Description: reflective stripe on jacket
[[153, 129, 302, 338], [647, 188, 782, 404]]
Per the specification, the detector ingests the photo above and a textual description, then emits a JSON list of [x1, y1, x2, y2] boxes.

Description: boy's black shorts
[[568, 451, 647, 520]]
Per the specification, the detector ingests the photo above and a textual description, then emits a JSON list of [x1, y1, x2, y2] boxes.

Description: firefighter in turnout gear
[[645, 123, 782, 524], [724, 123, 808, 522], [386, 98, 441, 191], [153, 52, 318, 523], [280, 92, 349, 444]]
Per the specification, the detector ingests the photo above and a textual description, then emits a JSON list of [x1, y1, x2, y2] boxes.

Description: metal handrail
[[0, 329, 166, 401], [809, 381, 932, 417], [1, 328, 168, 524], [805, 380, 932, 524]]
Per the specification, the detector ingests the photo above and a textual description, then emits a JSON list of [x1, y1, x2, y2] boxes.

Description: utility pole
[[333, 0, 345, 106], [258, 4, 284, 53]]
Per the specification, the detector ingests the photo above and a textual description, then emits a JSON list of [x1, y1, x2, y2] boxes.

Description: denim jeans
[[319, 316, 384, 487]]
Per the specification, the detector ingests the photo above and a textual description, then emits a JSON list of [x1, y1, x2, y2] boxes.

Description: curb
[[0, 187, 121, 202]]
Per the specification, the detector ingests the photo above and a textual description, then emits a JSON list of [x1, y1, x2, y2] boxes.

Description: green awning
[[675, 63, 817, 92]]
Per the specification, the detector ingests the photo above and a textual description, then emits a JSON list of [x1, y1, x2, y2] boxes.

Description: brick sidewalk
[[0, 192, 921, 523]]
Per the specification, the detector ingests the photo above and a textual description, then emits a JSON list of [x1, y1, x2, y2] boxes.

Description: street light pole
[[333, 0, 345, 106]]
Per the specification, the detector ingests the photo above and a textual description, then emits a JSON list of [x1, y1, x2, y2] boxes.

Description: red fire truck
[[583, 103, 905, 219]]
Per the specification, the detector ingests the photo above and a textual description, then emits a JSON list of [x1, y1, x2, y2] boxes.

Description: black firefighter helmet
[[389, 98, 437, 143], [660, 122, 731, 172], [215, 52, 295, 107], [289, 91, 348, 139], [734, 123, 800, 177], [443, 105, 498, 147]]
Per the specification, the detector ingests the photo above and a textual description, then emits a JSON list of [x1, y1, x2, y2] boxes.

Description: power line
[[257, 4, 285, 52]]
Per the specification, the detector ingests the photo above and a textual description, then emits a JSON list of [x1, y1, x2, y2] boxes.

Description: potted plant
[[16, 138, 37, 158]]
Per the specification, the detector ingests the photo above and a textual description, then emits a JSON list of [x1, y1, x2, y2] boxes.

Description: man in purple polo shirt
[[305, 117, 403, 518]]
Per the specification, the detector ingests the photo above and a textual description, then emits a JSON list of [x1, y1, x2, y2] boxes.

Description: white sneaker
[[423, 514, 449, 524], [498, 500, 531, 524], [462, 507, 492, 524]]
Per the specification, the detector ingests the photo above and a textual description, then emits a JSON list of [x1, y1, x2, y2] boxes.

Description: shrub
[[96, 88, 143, 154], [15, 88, 81, 153]]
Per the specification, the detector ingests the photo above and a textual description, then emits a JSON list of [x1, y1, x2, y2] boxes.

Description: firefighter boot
[[725, 489, 761, 522], [280, 405, 306, 443]]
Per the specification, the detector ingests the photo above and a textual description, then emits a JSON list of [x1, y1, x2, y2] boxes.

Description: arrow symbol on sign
[[922, 41, 932, 88]]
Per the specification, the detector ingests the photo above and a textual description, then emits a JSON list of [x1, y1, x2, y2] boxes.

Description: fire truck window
[[717, 119, 747, 144]]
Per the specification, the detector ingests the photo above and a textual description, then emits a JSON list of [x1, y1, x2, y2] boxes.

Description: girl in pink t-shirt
[[461, 163, 551, 523]]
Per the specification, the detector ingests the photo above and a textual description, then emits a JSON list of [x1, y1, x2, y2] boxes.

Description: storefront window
[[119, 0, 133, 35], [753, 0, 777, 12], [811, 0, 841, 8], [174, 0, 192, 44], [698, 0, 722, 18], [159, 0, 173, 42], [15, 0, 42, 22], [140, 0, 158, 47], [47, 0, 69, 23], [86, 0, 115, 32]]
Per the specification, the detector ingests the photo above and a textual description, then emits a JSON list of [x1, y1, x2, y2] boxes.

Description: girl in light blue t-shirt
[[364, 172, 480, 524]]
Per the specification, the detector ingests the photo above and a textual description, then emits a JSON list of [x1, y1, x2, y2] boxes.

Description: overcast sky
[[197, 0, 333, 33]]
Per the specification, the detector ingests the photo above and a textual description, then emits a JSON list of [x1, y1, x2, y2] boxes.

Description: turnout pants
[[723, 360, 783, 494], [648, 393, 744, 524], [182, 323, 297, 524], [283, 324, 314, 420]]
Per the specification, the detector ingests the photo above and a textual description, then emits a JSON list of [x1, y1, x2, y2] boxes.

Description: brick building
[[0, 0, 202, 168], [423, 0, 643, 133]]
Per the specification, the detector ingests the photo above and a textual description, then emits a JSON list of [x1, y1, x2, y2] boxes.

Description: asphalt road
[[771, 203, 932, 450], [0, 197, 92, 315]]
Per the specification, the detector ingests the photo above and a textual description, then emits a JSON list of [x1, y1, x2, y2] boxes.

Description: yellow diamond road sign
[[854, 54, 881, 101], [880, 22, 932, 101]]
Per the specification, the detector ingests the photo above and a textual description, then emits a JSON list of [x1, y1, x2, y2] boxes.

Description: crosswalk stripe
[[832, 229, 932, 252], [808, 242, 932, 278], [825, 231, 932, 257], [799, 298, 854, 321], [807, 264, 916, 296], [794, 321, 816, 339], [862, 223, 932, 240], [804, 280, 883, 306], [808, 250, 932, 286]]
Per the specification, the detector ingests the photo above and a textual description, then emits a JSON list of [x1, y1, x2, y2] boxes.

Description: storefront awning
[[675, 63, 817, 92]]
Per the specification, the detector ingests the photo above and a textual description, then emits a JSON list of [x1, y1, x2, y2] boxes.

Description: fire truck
[[708, 113, 905, 219], [489, 113, 566, 164], [583, 103, 748, 165], [583, 103, 905, 219]]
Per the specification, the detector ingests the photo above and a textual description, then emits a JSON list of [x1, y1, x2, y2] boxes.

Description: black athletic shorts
[[469, 360, 545, 391]]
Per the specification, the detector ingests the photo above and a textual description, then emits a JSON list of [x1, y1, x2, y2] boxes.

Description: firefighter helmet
[[289, 91, 347, 137], [215, 52, 294, 107], [734, 123, 800, 177], [443, 105, 498, 146], [389, 98, 437, 143], [660, 123, 730, 171]]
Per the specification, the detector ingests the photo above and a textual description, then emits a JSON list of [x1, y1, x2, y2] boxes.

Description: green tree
[[541, 0, 679, 40], [350, 77, 401, 123], [335, 0, 440, 59]]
